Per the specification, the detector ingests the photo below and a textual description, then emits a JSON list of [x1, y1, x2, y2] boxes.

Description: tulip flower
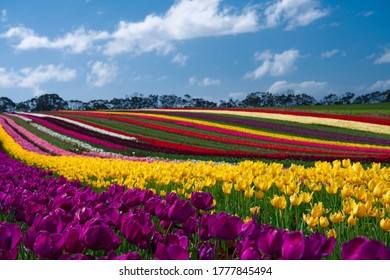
[[154, 243, 189, 260], [281, 231, 305, 260], [327, 229, 337, 239], [342, 236, 390, 260], [190, 192, 215, 211], [270, 195, 287, 210], [209, 211, 243, 241], [167, 199, 196, 224], [33, 232, 65, 259], [329, 211, 345, 223], [80, 218, 122, 251], [198, 242, 214, 260], [0, 222, 22, 260], [319, 216, 329, 228], [380, 217, 390, 231]]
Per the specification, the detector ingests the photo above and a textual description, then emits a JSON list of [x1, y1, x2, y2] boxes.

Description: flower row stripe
[[152, 109, 390, 135]]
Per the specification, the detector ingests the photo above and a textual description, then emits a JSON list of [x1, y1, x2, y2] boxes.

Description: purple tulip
[[167, 199, 196, 224], [303, 232, 335, 260], [63, 225, 85, 254], [182, 216, 199, 235], [154, 243, 189, 260], [165, 192, 178, 205], [209, 211, 243, 241], [257, 228, 284, 258], [0, 222, 22, 260], [33, 231, 65, 259], [80, 218, 122, 251], [190, 192, 215, 211], [120, 189, 143, 210], [120, 212, 155, 249], [34, 213, 64, 234], [281, 231, 305, 260], [342, 236, 390, 260], [198, 242, 214, 260]]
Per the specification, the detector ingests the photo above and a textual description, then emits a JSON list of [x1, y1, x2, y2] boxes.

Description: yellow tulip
[[327, 228, 337, 238], [254, 190, 264, 200], [311, 202, 324, 218], [300, 192, 312, 204], [329, 211, 345, 223], [250, 206, 260, 215], [302, 214, 318, 228], [347, 214, 358, 225], [270, 194, 287, 210], [319, 216, 329, 228], [222, 182, 232, 195], [380, 217, 390, 231], [353, 202, 367, 218], [244, 187, 254, 198], [289, 193, 303, 206]]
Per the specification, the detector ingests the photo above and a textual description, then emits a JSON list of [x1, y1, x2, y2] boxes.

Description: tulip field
[[1, 107, 390, 260]]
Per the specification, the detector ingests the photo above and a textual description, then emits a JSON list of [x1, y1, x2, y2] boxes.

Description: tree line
[[0, 89, 389, 112]]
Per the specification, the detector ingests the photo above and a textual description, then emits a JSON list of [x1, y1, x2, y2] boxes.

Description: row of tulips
[[1, 149, 389, 260], [43, 111, 390, 162], [154, 109, 390, 135], [102, 112, 390, 155], [139, 110, 390, 146], [61, 111, 373, 156], [9, 114, 180, 163], [0, 115, 77, 156]]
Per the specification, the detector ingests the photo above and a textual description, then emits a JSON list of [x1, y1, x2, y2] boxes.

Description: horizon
[[0, 0, 389, 103]]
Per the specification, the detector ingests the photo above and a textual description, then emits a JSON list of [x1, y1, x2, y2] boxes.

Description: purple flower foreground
[[0, 149, 389, 259]]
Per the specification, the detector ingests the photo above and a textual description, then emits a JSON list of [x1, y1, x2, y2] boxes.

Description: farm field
[[0, 107, 390, 260]]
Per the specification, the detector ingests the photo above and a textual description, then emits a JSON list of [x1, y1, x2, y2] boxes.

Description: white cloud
[[263, 0, 329, 30], [87, 61, 118, 87], [374, 49, 390, 64], [244, 49, 300, 80], [357, 10, 375, 17], [321, 49, 338, 58], [368, 79, 390, 91], [1, 9, 7, 22], [0, 26, 110, 53], [268, 80, 327, 96], [188, 76, 221, 87], [0, 64, 76, 94], [171, 53, 189, 66], [104, 0, 259, 55], [228, 92, 246, 99], [0, 0, 328, 57]]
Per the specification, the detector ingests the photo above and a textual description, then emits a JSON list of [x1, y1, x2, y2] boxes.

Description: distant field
[[265, 102, 390, 115]]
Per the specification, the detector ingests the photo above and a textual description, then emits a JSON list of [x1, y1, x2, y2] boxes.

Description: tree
[[0, 97, 16, 112], [34, 93, 68, 111]]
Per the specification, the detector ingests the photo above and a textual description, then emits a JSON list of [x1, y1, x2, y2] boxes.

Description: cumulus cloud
[[268, 80, 328, 96], [171, 53, 189, 66], [87, 61, 118, 87], [368, 79, 390, 91], [244, 49, 300, 80], [0, 0, 329, 57], [263, 0, 329, 30], [0, 64, 76, 94], [104, 0, 259, 55], [374, 49, 390, 64], [321, 49, 338, 58], [0, 26, 110, 53], [189, 76, 221, 86]]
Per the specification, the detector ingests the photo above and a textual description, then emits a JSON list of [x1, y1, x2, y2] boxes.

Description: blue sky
[[0, 0, 389, 103]]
